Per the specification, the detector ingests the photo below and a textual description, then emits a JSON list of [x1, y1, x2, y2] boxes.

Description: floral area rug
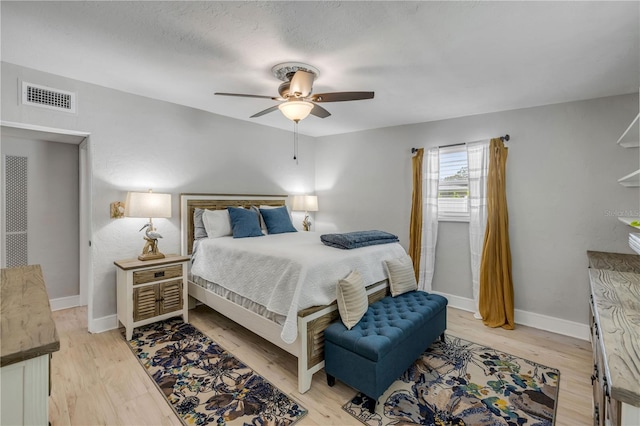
[[343, 335, 560, 426], [125, 319, 307, 425]]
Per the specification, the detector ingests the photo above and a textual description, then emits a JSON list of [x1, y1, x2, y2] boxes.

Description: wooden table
[[1, 264, 60, 425]]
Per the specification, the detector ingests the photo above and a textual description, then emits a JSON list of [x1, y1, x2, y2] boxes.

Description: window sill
[[438, 217, 470, 223]]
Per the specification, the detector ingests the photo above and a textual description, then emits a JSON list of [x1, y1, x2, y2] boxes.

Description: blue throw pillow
[[260, 206, 297, 234], [227, 207, 263, 238]]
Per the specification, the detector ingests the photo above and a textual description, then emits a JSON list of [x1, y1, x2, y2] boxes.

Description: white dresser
[[587, 251, 640, 426], [1, 265, 60, 425]]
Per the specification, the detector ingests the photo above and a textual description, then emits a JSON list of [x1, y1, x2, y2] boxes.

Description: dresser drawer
[[133, 264, 182, 285]]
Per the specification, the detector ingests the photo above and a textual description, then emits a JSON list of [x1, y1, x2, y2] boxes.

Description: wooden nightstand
[[115, 254, 190, 340]]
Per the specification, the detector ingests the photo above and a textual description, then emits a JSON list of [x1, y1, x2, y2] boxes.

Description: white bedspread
[[190, 231, 406, 343]]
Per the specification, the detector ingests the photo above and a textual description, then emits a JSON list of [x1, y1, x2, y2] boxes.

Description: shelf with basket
[[618, 217, 640, 229], [617, 113, 639, 187], [616, 111, 640, 256]]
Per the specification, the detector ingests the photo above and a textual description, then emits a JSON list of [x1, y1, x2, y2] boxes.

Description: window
[[438, 145, 469, 221]]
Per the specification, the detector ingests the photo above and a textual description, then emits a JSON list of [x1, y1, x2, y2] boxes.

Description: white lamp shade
[[292, 195, 318, 212], [278, 101, 314, 122], [125, 191, 172, 218]]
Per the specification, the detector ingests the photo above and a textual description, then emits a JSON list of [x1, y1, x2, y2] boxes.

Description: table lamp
[[292, 195, 318, 231], [125, 189, 171, 261]]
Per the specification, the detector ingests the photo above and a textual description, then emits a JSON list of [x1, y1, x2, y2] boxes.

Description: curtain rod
[[411, 134, 510, 153]]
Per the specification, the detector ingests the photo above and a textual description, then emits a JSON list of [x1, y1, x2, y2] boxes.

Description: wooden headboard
[[180, 193, 287, 255]]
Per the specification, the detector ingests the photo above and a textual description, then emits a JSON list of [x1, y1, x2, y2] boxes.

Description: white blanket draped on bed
[[190, 231, 406, 343]]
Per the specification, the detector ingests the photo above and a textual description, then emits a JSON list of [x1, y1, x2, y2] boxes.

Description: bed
[[180, 194, 407, 393]]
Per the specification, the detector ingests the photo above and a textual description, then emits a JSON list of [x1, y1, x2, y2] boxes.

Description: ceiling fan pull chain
[[293, 121, 299, 164]]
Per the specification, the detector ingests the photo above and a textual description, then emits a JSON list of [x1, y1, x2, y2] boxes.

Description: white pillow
[[384, 256, 418, 297], [336, 270, 368, 329], [202, 209, 232, 238]]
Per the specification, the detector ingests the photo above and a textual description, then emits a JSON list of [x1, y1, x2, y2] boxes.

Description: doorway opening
[[1, 122, 92, 329]]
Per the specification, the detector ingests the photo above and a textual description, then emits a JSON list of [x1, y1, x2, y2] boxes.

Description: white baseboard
[[432, 292, 476, 312], [49, 297, 119, 334], [88, 314, 119, 334], [86, 293, 589, 340], [432, 291, 590, 341], [49, 295, 80, 311], [513, 308, 589, 341]]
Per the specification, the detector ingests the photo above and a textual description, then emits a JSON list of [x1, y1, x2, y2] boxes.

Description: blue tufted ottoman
[[324, 290, 447, 412]]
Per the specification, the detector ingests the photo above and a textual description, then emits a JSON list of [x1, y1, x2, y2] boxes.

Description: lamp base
[[302, 215, 312, 232], [138, 252, 165, 261], [139, 235, 164, 261]]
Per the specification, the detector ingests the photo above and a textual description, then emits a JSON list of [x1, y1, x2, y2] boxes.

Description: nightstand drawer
[[133, 264, 182, 285]]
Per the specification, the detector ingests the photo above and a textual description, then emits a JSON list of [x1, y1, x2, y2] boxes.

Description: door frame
[[1, 121, 93, 328]]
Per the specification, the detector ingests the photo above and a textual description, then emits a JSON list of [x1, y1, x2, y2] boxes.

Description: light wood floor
[[49, 305, 593, 425]]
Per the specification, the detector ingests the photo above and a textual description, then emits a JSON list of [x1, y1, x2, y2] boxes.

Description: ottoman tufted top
[[324, 291, 448, 361]]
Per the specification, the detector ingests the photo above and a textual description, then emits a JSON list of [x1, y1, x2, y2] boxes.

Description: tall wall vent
[[21, 81, 77, 113], [5, 155, 28, 267]]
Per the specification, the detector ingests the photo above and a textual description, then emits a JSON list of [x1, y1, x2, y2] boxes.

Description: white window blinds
[[438, 145, 469, 221]]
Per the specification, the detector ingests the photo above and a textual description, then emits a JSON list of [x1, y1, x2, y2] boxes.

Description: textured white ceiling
[[1, 1, 638, 137]]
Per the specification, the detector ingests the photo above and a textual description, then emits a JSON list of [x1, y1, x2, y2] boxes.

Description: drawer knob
[[154, 271, 165, 278]]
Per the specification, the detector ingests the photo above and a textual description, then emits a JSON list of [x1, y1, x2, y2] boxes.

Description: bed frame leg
[[297, 316, 314, 394], [327, 374, 336, 387], [298, 370, 312, 394], [188, 296, 198, 310]]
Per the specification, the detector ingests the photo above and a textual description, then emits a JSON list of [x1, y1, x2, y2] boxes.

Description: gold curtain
[[408, 148, 424, 282], [479, 138, 514, 329]]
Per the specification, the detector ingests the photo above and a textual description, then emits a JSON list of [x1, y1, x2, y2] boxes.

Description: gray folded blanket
[[320, 230, 399, 249]]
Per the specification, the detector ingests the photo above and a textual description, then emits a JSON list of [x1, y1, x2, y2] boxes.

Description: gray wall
[[3, 60, 637, 328], [315, 93, 639, 325], [1, 136, 79, 299], [1, 61, 316, 320]]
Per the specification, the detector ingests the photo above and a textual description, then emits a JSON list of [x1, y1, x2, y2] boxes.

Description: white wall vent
[[21, 81, 77, 113]]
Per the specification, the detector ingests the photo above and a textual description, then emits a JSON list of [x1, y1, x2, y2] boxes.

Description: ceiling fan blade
[[215, 92, 281, 100], [310, 91, 374, 103], [289, 71, 314, 98], [310, 103, 331, 119], [250, 105, 280, 118]]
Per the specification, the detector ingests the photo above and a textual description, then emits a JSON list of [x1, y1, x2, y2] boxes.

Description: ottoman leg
[[364, 396, 377, 413], [327, 374, 336, 387]]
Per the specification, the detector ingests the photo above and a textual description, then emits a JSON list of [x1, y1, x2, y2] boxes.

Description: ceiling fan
[[215, 62, 374, 122]]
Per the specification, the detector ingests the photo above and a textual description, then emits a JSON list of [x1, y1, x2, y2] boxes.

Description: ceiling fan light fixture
[[278, 100, 313, 122]]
